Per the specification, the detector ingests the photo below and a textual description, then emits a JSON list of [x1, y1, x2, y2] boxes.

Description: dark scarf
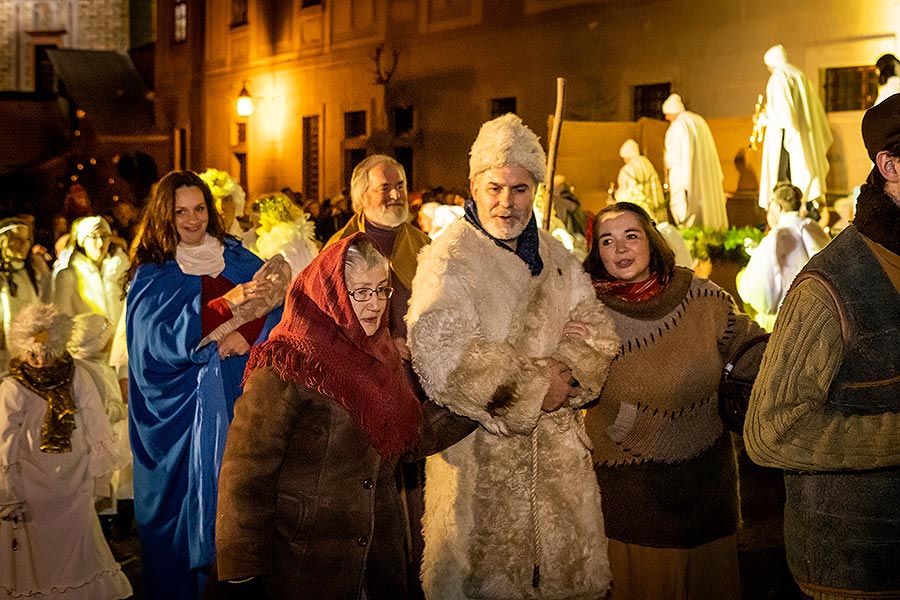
[[854, 182, 900, 255], [464, 197, 543, 276], [244, 233, 422, 461], [8, 352, 77, 453]]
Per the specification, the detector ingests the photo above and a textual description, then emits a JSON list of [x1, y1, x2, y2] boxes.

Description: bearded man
[[408, 113, 618, 600], [327, 154, 430, 597], [328, 155, 429, 357]]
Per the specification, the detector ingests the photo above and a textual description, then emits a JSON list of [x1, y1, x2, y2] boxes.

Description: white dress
[[759, 63, 833, 209], [664, 111, 729, 230], [0, 269, 48, 372], [51, 250, 132, 505], [0, 366, 132, 600]]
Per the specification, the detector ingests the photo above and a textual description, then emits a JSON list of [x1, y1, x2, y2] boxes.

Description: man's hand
[[542, 358, 579, 412], [218, 331, 251, 359], [562, 320, 589, 341]]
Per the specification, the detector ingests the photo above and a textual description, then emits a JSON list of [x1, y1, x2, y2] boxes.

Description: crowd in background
[[2, 49, 900, 600]]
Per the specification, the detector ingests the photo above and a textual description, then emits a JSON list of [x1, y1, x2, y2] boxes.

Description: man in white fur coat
[[407, 113, 619, 600]]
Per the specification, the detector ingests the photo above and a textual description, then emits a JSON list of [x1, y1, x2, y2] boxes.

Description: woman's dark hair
[[124, 170, 226, 286], [771, 181, 803, 212], [583, 201, 676, 284], [876, 53, 900, 86]]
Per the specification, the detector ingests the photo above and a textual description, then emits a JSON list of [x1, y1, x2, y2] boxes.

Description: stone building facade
[[0, 0, 129, 91]]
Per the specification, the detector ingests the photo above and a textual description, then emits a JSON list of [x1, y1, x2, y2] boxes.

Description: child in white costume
[[0, 304, 132, 600]]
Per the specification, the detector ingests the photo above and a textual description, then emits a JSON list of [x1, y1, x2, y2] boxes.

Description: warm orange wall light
[[236, 81, 254, 117]]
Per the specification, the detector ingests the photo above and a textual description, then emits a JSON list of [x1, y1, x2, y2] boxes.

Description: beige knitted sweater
[[587, 269, 764, 467]]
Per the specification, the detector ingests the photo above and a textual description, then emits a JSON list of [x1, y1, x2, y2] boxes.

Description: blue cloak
[[126, 238, 282, 599]]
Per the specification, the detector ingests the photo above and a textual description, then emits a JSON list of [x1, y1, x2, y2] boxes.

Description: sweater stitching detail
[[613, 283, 731, 358]]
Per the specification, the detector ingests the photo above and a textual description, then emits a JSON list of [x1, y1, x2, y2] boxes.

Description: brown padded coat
[[215, 367, 475, 600]]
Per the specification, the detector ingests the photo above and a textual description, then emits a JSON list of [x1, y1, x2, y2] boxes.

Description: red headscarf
[[244, 233, 422, 461]]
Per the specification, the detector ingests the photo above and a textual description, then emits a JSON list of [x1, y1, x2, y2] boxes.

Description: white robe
[[51, 250, 132, 504], [759, 63, 833, 208], [616, 156, 668, 224], [51, 249, 128, 332], [664, 111, 729, 230], [0, 270, 47, 372], [657, 221, 694, 269], [737, 211, 830, 331], [0, 367, 132, 600], [408, 219, 618, 600]]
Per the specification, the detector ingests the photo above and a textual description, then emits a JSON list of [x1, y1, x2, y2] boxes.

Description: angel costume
[[0, 355, 132, 600]]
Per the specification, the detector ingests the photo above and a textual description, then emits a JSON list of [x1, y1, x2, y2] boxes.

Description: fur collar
[[855, 183, 900, 255]]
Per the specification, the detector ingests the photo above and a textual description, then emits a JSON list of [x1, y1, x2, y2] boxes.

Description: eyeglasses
[[348, 286, 394, 302]]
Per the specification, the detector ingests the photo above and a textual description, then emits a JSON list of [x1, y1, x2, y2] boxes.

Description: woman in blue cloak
[[124, 170, 285, 599]]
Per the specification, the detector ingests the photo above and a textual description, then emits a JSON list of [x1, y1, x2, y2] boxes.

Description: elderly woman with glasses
[[214, 233, 475, 599]]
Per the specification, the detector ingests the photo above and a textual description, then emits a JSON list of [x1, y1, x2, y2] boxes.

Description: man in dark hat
[[744, 92, 900, 599]]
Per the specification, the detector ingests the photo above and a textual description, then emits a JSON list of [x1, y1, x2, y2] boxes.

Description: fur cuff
[[553, 299, 619, 408]]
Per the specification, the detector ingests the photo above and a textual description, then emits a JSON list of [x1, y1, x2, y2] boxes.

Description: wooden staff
[[542, 77, 567, 231]]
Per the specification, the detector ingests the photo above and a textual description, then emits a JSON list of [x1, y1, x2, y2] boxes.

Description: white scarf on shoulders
[[175, 234, 225, 277]]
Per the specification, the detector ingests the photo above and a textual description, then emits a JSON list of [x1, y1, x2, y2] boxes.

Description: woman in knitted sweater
[[583, 202, 765, 600]]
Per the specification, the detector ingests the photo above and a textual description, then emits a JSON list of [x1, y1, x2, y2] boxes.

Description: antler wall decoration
[[371, 43, 400, 85]]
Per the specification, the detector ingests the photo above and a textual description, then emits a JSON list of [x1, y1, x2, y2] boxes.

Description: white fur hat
[[8, 304, 73, 360], [764, 44, 788, 67], [469, 113, 547, 183], [619, 139, 640, 159], [662, 94, 685, 115]]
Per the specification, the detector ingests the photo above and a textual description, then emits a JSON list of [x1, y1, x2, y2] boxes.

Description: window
[[234, 152, 248, 195], [633, 82, 671, 120], [825, 65, 878, 111], [174, 2, 187, 42], [34, 44, 57, 94], [391, 106, 414, 135], [303, 116, 320, 201], [344, 111, 367, 138], [491, 97, 517, 118], [231, 0, 248, 28], [395, 147, 413, 189]]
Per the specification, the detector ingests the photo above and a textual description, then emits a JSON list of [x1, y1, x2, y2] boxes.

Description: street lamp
[[236, 81, 253, 117]]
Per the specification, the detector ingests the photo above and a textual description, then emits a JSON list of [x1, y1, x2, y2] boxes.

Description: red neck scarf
[[592, 275, 666, 303], [244, 233, 422, 461]]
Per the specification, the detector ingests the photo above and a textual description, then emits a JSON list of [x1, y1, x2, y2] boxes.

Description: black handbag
[[718, 333, 770, 434]]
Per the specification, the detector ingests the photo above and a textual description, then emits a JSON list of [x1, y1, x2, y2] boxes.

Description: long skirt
[[607, 534, 739, 600]]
